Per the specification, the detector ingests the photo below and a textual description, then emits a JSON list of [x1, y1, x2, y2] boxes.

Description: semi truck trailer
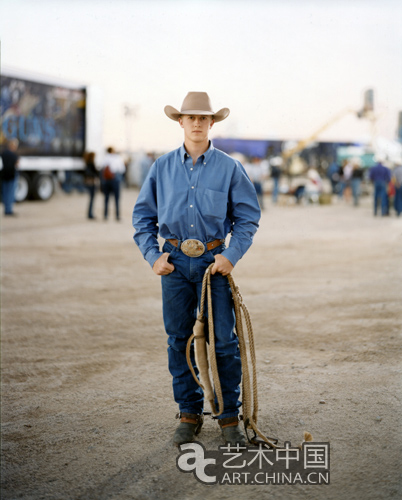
[[1, 67, 103, 201]]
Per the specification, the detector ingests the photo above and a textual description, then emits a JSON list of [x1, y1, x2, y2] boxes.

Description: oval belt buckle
[[181, 239, 205, 257]]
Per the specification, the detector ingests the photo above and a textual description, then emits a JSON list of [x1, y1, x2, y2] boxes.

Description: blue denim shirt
[[132, 142, 261, 268]]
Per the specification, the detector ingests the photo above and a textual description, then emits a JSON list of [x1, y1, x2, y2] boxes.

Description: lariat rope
[[185, 264, 278, 448]]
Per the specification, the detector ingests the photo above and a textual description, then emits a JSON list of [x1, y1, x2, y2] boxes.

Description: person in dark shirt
[[1, 139, 19, 216], [83, 151, 99, 219], [369, 160, 392, 216]]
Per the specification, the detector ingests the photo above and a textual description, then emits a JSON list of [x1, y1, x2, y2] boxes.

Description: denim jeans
[[103, 173, 122, 219], [373, 181, 388, 216], [1, 178, 16, 214], [272, 178, 279, 204], [351, 178, 361, 206], [161, 240, 242, 419], [86, 184, 96, 218]]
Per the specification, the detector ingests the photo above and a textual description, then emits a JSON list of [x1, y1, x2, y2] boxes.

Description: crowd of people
[[242, 152, 402, 217], [243, 154, 286, 209], [327, 158, 365, 206], [327, 156, 402, 216], [2, 141, 402, 219]]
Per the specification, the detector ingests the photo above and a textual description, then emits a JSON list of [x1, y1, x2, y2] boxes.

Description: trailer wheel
[[15, 173, 31, 202], [32, 173, 55, 201]]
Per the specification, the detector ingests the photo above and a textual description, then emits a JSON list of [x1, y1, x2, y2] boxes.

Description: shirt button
[[204, 162, 206, 165], [191, 186, 194, 189], [191, 224, 194, 227], [190, 205, 193, 208], [190, 168, 193, 171]]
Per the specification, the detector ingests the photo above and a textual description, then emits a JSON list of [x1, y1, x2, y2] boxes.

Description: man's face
[[178, 115, 214, 143]]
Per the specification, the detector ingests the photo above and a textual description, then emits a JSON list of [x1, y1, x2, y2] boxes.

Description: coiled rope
[[186, 263, 278, 448]]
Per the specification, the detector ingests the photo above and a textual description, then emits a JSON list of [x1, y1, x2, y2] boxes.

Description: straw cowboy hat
[[164, 92, 230, 122]]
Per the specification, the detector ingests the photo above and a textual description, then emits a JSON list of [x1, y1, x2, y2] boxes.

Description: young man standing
[[132, 92, 261, 446]]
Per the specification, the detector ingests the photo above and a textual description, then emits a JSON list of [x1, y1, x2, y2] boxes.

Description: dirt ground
[[1, 187, 401, 500]]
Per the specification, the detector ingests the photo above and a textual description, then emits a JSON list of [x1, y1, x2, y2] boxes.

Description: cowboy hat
[[164, 92, 230, 122]]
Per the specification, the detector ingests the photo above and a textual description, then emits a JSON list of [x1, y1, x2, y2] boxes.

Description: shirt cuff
[[221, 247, 241, 268], [145, 249, 163, 269]]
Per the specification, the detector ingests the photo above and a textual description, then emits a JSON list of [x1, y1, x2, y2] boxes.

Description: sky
[[1, 0, 401, 153]]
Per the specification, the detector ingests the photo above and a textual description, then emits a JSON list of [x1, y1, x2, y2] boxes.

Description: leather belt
[[167, 238, 225, 257]]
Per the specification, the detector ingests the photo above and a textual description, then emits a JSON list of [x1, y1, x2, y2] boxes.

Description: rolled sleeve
[[132, 163, 162, 268]]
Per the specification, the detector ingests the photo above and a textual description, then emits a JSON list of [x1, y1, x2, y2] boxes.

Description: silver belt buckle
[[181, 239, 205, 257]]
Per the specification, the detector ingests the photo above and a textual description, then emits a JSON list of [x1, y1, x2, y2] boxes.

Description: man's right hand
[[152, 252, 175, 275]]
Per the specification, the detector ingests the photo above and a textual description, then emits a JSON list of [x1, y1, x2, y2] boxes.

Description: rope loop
[[186, 264, 278, 448]]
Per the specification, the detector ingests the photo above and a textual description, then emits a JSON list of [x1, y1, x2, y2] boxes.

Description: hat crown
[[180, 92, 214, 114], [164, 92, 229, 122]]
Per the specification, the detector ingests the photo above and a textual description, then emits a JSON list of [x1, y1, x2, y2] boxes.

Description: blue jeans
[[86, 184, 96, 218], [161, 240, 242, 419], [103, 175, 121, 219], [272, 178, 279, 204], [351, 178, 361, 206], [373, 181, 388, 216], [1, 178, 16, 214]]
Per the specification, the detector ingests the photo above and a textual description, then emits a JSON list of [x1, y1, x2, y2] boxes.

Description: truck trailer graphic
[[1, 68, 102, 201]]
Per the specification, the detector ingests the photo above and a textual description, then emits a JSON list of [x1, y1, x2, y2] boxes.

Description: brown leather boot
[[173, 413, 204, 447], [219, 416, 246, 446]]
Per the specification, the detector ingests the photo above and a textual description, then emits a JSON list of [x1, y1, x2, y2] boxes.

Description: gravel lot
[[1, 188, 401, 499]]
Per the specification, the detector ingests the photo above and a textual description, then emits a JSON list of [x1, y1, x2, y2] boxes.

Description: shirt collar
[[180, 141, 215, 164]]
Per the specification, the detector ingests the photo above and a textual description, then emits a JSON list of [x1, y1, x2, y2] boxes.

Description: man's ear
[[178, 117, 184, 128], [210, 119, 215, 129]]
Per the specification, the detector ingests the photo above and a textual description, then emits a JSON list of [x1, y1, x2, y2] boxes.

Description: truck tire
[[32, 173, 55, 201], [15, 173, 31, 202]]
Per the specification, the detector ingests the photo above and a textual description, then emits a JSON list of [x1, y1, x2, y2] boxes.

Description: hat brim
[[164, 105, 230, 122]]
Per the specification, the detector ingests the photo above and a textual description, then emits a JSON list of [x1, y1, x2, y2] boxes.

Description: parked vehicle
[[1, 67, 103, 201]]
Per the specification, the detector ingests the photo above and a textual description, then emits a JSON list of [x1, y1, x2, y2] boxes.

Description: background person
[[342, 158, 354, 203], [269, 156, 283, 204], [369, 157, 392, 216], [0, 138, 19, 216], [305, 166, 323, 203], [351, 159, 364, 207], [101, 147, 126, 221], [83, 151, 99, 220], [244, 156, 265, 210], [392, 163, 402, 216], [327, 160, 341, 195]]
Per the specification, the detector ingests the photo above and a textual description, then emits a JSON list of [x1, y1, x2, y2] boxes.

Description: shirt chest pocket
[[201, 188, 228, 221]]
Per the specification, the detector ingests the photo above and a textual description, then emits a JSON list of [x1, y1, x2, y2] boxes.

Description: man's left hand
[[211, 254, 234, 276]]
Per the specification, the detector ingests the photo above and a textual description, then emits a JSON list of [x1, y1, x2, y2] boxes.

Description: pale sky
[[1, 0, 401, 153]]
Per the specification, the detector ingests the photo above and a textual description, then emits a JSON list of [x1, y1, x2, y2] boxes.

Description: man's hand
[[153, 253, 175, 275], [211, 254, 234, 276]]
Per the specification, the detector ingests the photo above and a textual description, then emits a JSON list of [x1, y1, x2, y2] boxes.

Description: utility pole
[[123, 104, 139, 154]]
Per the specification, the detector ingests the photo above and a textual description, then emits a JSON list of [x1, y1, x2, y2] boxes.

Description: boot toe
[[173, 422, 200, 447], [221, 425, 246, 446]]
